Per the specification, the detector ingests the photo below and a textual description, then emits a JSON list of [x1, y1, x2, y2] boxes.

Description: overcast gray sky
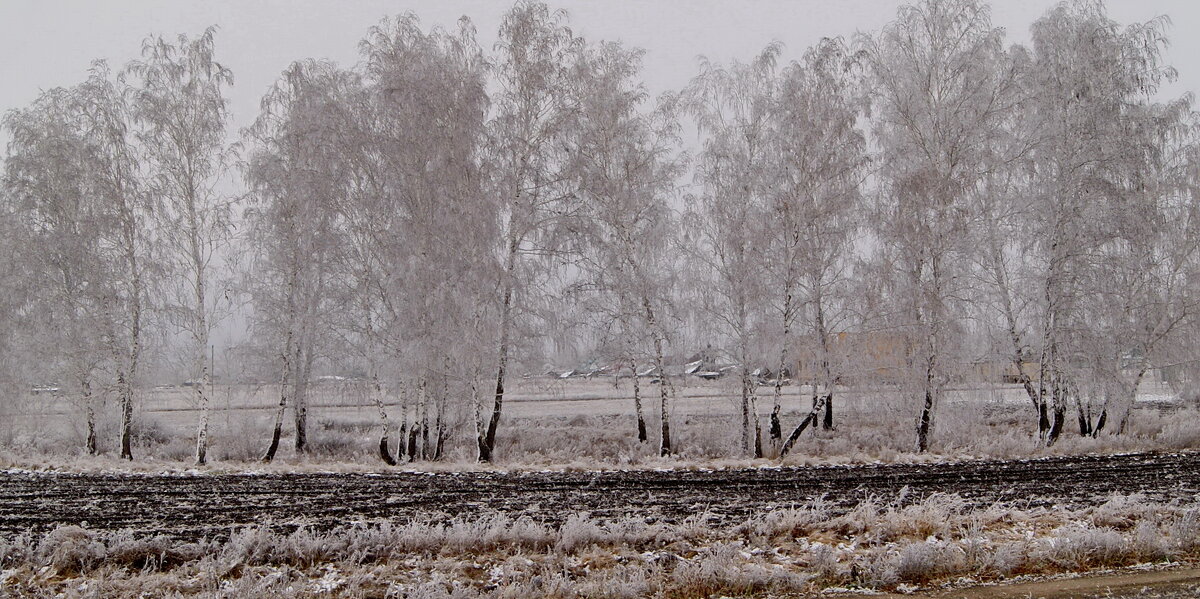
[[2, 0, 1198, 148]]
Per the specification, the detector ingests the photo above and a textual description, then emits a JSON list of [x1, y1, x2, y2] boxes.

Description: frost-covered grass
[[2, 493, 1198, 597], [1, 408, 1197, 477], [1, 380, 1198, 474]]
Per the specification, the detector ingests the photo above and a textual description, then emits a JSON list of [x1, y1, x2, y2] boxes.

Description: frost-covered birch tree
[[1017, 1, 1184, 443], [3, 87, 114, 455], [1067, 98, 1200, 437], [77, 63, 154, 461], [770, 39, 868, 458], [572, 42, 685, 457], [358, 13, 491, 463], [128, 27, 234, 465], [683, 45, 777, 458], [331, 78, 401, 464], [0, 190, 19, 401], [865, 0, 1013, 452], [479, 1, 584, 463], [244, 60, 353, 461]]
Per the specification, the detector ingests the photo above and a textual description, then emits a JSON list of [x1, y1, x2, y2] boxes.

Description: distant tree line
[[2, 0, 1199, 464]]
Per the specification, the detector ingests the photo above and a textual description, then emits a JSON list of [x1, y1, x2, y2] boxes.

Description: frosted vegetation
[[2, 0, 1200, 469], [3, 493, 1199, 597]]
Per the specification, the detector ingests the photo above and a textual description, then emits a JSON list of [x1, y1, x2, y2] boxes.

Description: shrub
[[667, 542, 810, 598], [978, 541, 1028, 577], [894, 540, 966, 583], [7, 494, 1200, 597], [104, 530, 212, 570], [1171, 508, 1200, 552], [1091, 493, 1150, 530], [1045, 525, 1128, 569], [555, 513, 609, 553], [748, 498, 830, 539], [807, 543, 842, 582], [878, 493, 969, 542], [36, 525, 107, 575]]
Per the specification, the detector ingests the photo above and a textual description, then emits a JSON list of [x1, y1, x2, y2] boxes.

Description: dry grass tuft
[[3, 492, 1200, 597]]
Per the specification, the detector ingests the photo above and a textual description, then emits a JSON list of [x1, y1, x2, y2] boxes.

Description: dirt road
[[857, 567, 1200, 598], [1, 450, 1196, 541]]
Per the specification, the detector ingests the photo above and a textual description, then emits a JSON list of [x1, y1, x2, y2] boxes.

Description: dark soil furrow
[[1, 451, 1197, 541]]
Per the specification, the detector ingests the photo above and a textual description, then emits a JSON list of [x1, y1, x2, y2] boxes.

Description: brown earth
[[1, 450, 1197, 541], [853, 567, 1200, 598]]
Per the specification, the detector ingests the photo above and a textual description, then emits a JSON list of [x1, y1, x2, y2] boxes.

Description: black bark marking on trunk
[[660, 416, 672, 457], [421, 418, 431, 461], [917, 388, 934, 453], [85, 422, 97, 456], [481, 365, 503, 461], [779, 394, 828, 458], [1047, 406, 1065, 445], [822, 393, 834, 430], [119, 372, 133, 461], [262, 371, 288, 463], [754, 419, 763, 459], [263, 421, 283, 463], [1038, 401, 1051, 439], [631, 358, 647, 443], [1093, 410, 1107, 438], [476, 431, 490, 462], [293, 350, 311, 455], [482, 258, 516, 463], [84, 380, 97, 456], [407, 425, 419, 463], [379, 436, 396, 466], [396, 421, 407, 462], [294, 406, 307, 454]]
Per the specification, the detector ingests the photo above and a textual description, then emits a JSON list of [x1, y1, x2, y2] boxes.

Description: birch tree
[[3, 86, 114, 455], [334, 82, 401, 463], [865, 0, 1014, 452], [1019, 1, 1182, 443], [77, 63, 153, 460], [244, 60, 353, 461], [770, 38, 868, 457], [0, 199, 21, 405], [969, 78, 1043, 432], [0, 190, 18, 400], [479, 1, 584, 462], [357, 13, 491, 462], [580, 273, 656, 442], [128, 27, 234, 465], [572, 42, 684, 457], [683, 44, 777, 458], [1071, 98, 1200, 436]]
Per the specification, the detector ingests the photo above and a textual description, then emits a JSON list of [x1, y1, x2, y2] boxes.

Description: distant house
[[1159, 360, 1199, 389], [792, 330, 1054, 387], [958, 359, 1040, 384], [793, 331, 908, 385], [581, 360, 622, 378], [682, 344, 726, 379]]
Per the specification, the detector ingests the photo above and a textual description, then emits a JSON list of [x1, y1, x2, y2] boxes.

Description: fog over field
[[3, 0, 1200, 597]]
